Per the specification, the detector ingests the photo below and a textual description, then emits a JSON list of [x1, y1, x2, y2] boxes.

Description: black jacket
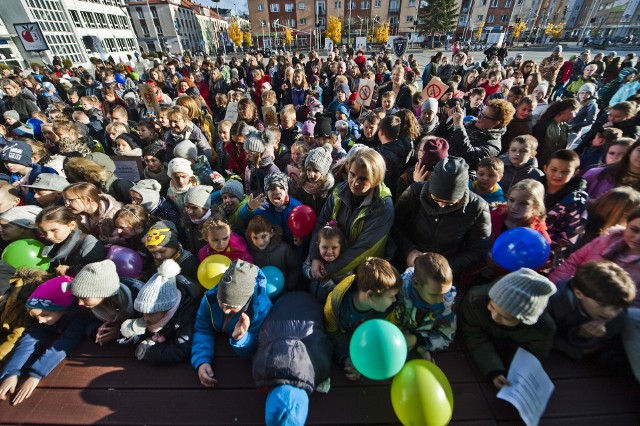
[[375, 82, 413, 110]]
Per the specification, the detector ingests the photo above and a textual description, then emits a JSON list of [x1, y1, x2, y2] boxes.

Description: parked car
[[585, 37, 617, 48]]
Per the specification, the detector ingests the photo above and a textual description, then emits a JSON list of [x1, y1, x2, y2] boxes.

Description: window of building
[[490, 0, 499, 7], [285, 3, 294, 12], [361, 1, 370, 9], [487, 15, 495, 23], [501, 15, 509, 22], [317, 17, 326, 26], [409, 0, 415, 6], [505, 0, 513, 6], [317, 1, 326, 13], [406, 15, 414, 22], [348, 1, 355, 9], [270, 4, 280, 12], [257, 4, 264, 11], [287, 18, 296, 27], [70, 10, 82, 27], [477, 14, 484, 21], [390, 0, 399, 11], [135, 7, 143, 19], [375, 0, 381, 6], [390, 15, 398, 24], [299, 2, 305, 9], [481, 0, 487, 5], [335, 1, 341, 8]]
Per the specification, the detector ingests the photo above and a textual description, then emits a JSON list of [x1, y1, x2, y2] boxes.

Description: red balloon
[[107, 245, 143, 279], [288, 205, 317, 237]]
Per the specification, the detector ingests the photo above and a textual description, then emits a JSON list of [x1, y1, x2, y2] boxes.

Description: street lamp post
[[348, 1, 352, 47]]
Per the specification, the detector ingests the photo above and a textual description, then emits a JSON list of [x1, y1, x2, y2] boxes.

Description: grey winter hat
[[244, 131, 265, 154], [217, 260, 258, 307], [488, 268, 556, 325], [0, 205, 42, 229], [578, 83, 597, 95], [173, 140, 198, 162], [3, 110, 19, 122], [184, 185, 213, 209], [264, 171, 288, 193], [305, 144, 333, 176], [429, 156, 469, 202], [221, 179, 244, 201], [145, 220, 180, 249], [21, 173, 69, 192], [71, 260, 120, 298], [421, 98, 438, 113], [553, 45, 562, 53], [130, 179, 162, 212], [135, 259, 180, 314]]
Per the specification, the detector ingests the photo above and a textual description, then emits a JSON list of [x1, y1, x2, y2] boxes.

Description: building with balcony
[[460, 0, 539, 43]]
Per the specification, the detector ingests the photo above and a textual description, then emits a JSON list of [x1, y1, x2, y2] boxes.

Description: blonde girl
[[158, 107, 171, 132], [36, 205, 107, 276], [164, 105, 212, 163], [166, 157, 198, 213], [197, 211, 253, 263], [243, 130, 279, 197], [62, 182, 123, 243], [579, 186, 640, 247], [80, 95, 103, 123]]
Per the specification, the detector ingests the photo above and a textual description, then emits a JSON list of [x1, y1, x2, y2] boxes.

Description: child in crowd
[[241, 171, 303, 245], [192, 260, 272, 387], [392, 253, 456, 362], [469, 157, 506, 209], [464, 88, 485, 118], [71, 260, 139, 345], [144, 220, 199, 284], [334, 104, 361, 140], [129, 179, 181, 226], [37, 206, 107, 277], [324, 258, 401, 380], [227, 121, 249, 176], [0, 267, 53, 361], [138, 120, 162, 147], [166, 157, 198, 213], [21, 173, 69, 208], [114, 133, 143, 157], [460, 268, 557, 389], [541, 149, 589, 267], [212, 93, 228, 124], [380, 91, 398, 116], [62, 182, 123, 243], [142, 145, 170, 192], [243, 130, 280, 197], [119, 259, 198, 365], [419, 98, 439, 135], [0, 206, 41, 243], [245, 216, 302, 292], [286, 141, 311, 191], [219, 178, 247, 233], [294, 144, 336, 215], [499, 135, 544, 194], [0, 275, 86, 405], [602, 137, 633, 166], [172, 140, 218, 188], [181, 185, 213, 255], [280, 105, 301, 149], [2, 110, 21, 133], [301, 119, 315, 147], [548, 260, 636, 366], [335, 120, 353, 151], [214, 120, 232, 176], [267, 127, 290, 172], [198, 212, 253, 263], [2, 141, 58, 205], [80, 95, 103, 125], [0, 182, 21, 215], [164, 105, 212, 164], [112, 204, 156, 270], [304, 221, 348, 303], [503, 96, 537, 152], [105, 122, 129, 155], [157, 107, 171, 133], [579, 127, 623, 170]]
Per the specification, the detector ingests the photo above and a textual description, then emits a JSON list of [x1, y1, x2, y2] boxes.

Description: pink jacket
[[198, 232, 254, 263], [582, 166, 615, 200], [548, 228, 640, 307]]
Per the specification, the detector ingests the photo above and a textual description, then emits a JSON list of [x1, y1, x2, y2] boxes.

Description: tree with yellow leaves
[[513, 21, 526, 39], [476, 22, 485, 40], [551, 22, 565, 39], [375, 22, 390, 44], [326, 16, 342, 44], [243, 31, 252, 46], [228, 18, 242, 46], [544, 22, 554, 36], [283, 28, 293, 45]]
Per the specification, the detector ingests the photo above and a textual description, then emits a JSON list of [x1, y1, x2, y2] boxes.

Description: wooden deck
[[0, 335, 638, 425]]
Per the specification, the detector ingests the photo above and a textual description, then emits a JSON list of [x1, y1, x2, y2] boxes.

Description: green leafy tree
[[416, 0, 459, 48]]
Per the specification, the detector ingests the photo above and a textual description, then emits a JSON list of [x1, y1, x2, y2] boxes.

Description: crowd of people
[[0, 44, 638, 423]]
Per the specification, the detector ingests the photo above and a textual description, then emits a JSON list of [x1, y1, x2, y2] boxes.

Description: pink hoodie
[[198, 232, 254, 263]]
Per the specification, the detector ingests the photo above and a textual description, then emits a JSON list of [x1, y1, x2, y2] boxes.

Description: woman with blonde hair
[[284, 69, 310, 123], [375, 65, 413, 110], [163, 105, 212, 163], [62, 182, 123, 243]]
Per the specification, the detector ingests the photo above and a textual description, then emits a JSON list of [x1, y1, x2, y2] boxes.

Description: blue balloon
[[262, 265, 284, 299], [492, 227, 551, 271], [115, 73, 126, 84], [26, 118, 43, 137]]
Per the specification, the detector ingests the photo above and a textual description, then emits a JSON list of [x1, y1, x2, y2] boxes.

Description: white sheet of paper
[[497, 347, 554, 426], [225, 101, 238, 123]]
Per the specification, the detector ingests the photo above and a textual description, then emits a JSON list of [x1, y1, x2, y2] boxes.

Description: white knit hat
[[167, 157, 193, 178]]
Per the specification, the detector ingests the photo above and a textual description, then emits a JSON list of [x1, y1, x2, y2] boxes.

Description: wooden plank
[[499, 413, 640, 425], [541, 352, 611, 379]]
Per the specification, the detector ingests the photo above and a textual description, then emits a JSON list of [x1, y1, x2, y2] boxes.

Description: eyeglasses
[[430, 193, 458, 207], [478, 112, 498, 120], [64, 198, 80, 206]]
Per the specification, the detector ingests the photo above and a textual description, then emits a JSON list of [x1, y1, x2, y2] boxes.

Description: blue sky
[[200, 0, 248, 13]]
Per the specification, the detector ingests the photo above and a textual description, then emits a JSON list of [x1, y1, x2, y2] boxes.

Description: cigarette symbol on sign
[[426, 85, 442, 98], [359, 85, 371, 100]]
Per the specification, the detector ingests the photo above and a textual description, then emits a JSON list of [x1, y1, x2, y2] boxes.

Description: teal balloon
[[349, 319, 407, 380], [1, 239, 50, 271], [262, 266, 284, 299]]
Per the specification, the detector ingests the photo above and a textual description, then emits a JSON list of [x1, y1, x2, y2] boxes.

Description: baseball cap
[[21, 173, 69, 192]]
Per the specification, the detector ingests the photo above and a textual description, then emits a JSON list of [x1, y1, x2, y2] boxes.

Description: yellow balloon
[[197, 254, 231, 289], [391, 359, 454, 426]]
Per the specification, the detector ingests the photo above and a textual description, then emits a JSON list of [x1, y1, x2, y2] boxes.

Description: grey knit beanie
[[173, 140, 198, 162], [0, 205, 42, 229], [216, 260, 258, 307], [145, 220, 180, 249], [130, 179, 162, 212], [578, 83, 597, 95], [134, 259, 180, 313], [3, 110, 19, 122], [244, 131, 265, 154], [305, 144, 333, 176], [488, 268, 556, 325], [221, 179, 244, 201], [264, 171, 288, 193], [71, 260, 120, 298], [184, 185, 213, 209], [429, 156, 468, 202]]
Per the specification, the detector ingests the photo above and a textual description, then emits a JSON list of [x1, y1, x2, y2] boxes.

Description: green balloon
[[1, 239, 50, 271], [349, 319, 407, 380]]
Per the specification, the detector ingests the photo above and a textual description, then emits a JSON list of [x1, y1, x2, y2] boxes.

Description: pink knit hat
[[302, 120, 316, 136], [26, 276, 74, 311]]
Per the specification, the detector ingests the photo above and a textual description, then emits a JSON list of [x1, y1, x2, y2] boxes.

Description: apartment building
[[0, 18, 25, 69], [248, 0, 422, 49], [2, 0, 139, 68]]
